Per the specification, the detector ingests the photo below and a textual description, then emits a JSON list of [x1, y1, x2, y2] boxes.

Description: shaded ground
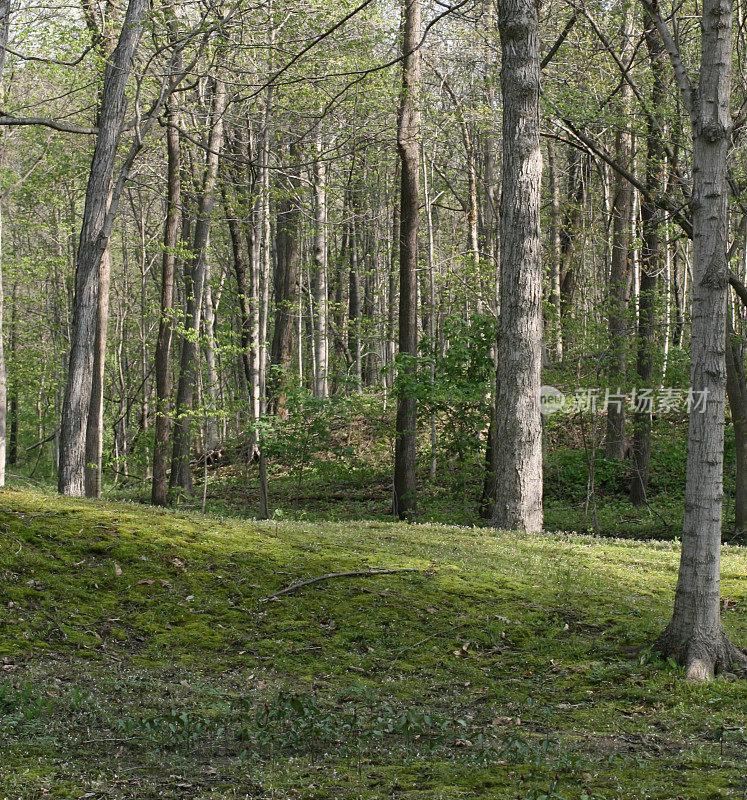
[[0, 488, 745, 798]]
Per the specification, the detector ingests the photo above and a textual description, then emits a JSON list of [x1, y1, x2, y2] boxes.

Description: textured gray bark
[[151, 68, 182, 507], [313, 129, 329, 398], [630, 14, 666, 506], [547, 138, 562, 362], [84, 246, 110, 498], [647, 0, 747, 677], [58, 0, 147, 496], [605, 7, 634, 460], [268, 143, 301, 417], [393, 0, 421, 519], [0, 0, 9, 487], [725, 319, 747, 531], [489, 0, 543, 532]]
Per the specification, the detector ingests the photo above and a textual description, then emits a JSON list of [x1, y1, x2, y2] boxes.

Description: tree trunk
[[268, 143, 301, 417], [202, 255, 220, 453], [84, 246, 110, 497], [393, 0, 421, 519], [313, 128, 329, 398], [725, 319, 747, 532], [170, 75, 226, 494], [547, 137, 562, 362], [0, 0, 9, 487], [151, 26, 182, 506], [605, 7, 634, 460], [58, 0, 147, 496], [630, 13, 666, 506], [651, 0, 747, 678], [489, 0, 543, 532]]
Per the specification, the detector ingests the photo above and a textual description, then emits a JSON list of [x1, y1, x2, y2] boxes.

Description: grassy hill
[[0, 486, 745, 799]]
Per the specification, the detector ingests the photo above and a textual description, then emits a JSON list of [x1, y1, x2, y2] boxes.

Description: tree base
[[654, 623, 747, 680]]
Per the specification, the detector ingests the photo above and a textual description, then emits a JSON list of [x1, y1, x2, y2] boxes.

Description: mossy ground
[[0, 486, 745, 799]]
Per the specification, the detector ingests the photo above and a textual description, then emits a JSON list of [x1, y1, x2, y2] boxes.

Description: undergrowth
[[0, 487, 745, 798]]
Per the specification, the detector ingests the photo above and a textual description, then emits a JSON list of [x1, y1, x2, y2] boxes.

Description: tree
[[58, 0, 148, 496], [605, 5, 634, 460], [644, 0, 747, 678], [151, 27, 183, 506], [488, 0, 543, 532], [170, 73, 227, 495], [393, 0, 421, 520], [630, 9, 666, 506], [0, 0, 10, 488]]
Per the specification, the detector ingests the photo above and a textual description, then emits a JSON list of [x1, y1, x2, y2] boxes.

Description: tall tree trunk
[[268, 143, 301, 417], [547, 137, 562, 362], [630, 13, 666, 505], [170, 75, 226, 494], [84, 247, 110, 497], [8, 280, 16, 467], [0, 0, 9, 487], [349, 214, 362, 391], [385, 165, 400, 390], [648, 0, 747, 678], [489, 0, 543, 532], [151, 22, 182, 506], [605, 7, 634, 460], [58, 0, 147, 496], [393, 0, 421, 519], [559, 147, 584, 358], [725, 319, 747, 532], [313, 130, 329, 398], [202, 253, 220, 453]]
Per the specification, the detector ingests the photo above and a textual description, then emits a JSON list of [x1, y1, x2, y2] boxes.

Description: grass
[[0, 486, 745, 798]]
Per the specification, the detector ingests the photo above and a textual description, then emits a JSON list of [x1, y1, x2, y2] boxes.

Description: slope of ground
[[0, 487, 745, 799]]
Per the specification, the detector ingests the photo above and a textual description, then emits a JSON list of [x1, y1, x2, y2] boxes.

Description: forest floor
[[0, 487, 745, 798]]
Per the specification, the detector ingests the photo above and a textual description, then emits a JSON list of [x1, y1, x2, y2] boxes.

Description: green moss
[[0, 486, 744, 798]]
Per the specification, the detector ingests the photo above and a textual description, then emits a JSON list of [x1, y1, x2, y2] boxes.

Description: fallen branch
[[259, 568, 426, 603]]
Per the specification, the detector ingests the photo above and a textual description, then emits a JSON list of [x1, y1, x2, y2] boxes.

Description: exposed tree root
[[654, 624, 747, 680]]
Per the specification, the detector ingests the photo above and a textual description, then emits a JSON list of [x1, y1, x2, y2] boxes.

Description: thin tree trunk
[[605, 7, 634, 460], [630, 12, 666, 505], [268, 142, 301, 417], [0, 0, 9, 487], [489, 0, 543, 532], [58, 0, 147, 496], [170, 75, 226, 494], [547, 137, 562, 362], [151, 23, 182, 506], [725, 319, 747, 531], [313, 128, 329, 398], [393, 0, 421, 519], [202, 254, 220, 453], [84, 246, 110, 497]]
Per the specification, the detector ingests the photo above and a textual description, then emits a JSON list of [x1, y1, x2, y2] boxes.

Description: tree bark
[[268, 142, 301, 418], [547, 137, 562, 362], [58, 0, 147, 496], [605, 7, 634, 460], [0, 0, 9, 487], [170, 75, 226, 495], [725, 319, 747, 532], [313, 128, 329, 398], [649, 0, 747, 678], [630, 12, 666, 505], [151, 22, 182, 506], [489, 0, 543, 532], [393, 0, 421, 519], [84, 247, 110, 497]]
